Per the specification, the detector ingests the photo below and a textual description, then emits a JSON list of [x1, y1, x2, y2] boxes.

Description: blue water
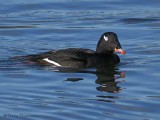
[[0, 0, 160, 120]]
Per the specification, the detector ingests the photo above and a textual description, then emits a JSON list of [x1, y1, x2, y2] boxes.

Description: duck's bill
[[114, 48, 126, 55]]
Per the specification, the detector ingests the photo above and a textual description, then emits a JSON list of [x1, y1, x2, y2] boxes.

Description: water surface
[[0, 0, 160, 120]]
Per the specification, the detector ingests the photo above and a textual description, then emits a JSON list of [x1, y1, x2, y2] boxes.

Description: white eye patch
[[103, 35, 108, 41]]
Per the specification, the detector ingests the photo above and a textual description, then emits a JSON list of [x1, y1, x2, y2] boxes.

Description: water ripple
[[0, 0, 160, 120]]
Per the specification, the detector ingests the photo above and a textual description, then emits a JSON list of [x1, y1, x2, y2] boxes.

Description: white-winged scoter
[[25, 32, 126, 68]]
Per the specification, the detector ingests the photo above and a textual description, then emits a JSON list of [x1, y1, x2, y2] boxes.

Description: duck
[[24, 32, 126, 68]]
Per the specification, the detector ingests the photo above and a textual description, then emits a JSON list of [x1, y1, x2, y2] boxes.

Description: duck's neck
[[96, 46, 113, 54], [96, 50, 113, 54], [96, 39, 113, 54]]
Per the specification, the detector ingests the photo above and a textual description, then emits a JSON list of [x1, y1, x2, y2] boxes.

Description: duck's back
[[26, 48, 95, 68]]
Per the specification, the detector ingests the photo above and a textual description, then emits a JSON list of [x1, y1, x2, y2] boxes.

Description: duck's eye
[[104, 35, 108, 42]]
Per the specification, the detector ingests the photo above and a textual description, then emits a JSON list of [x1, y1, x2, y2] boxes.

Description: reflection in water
[[95, 67, 125, 93], [46, 65, 126, 93], [8, 57, 126, 93], [65, 77, 84, 82]]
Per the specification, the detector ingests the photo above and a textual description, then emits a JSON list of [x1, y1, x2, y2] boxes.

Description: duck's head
[[96, 32, 126, 55]]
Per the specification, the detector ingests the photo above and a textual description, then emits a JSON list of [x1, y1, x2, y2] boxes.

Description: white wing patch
[[43, 58, 61, 66], [104, 35, 108, 41]]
